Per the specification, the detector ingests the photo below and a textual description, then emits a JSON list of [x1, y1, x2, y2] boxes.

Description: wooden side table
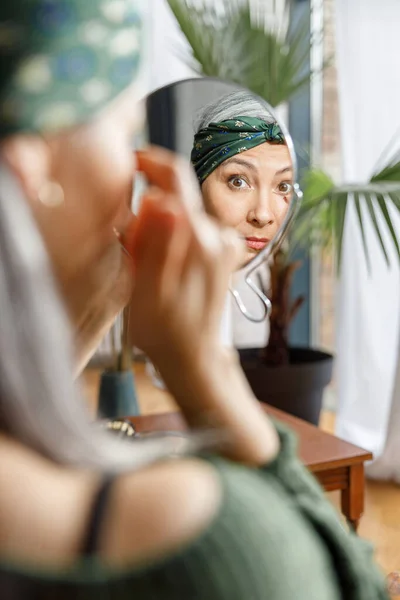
[[128, 406, 372, 531]]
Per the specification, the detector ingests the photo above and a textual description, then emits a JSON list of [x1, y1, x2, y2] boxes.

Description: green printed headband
[[0, 0, 143, 137], [191, 116, 285, 184]]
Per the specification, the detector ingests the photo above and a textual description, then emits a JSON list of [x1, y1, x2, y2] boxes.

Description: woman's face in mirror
[[201, 142, 293, 266]]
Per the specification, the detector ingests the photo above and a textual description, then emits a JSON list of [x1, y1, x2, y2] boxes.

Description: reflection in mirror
[[191, 91, 293, 268], [145, 78, 296, 269], [145, 78, 300, 321]]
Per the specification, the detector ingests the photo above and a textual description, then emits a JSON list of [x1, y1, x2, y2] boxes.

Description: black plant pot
[[239, 347, 334, 426]]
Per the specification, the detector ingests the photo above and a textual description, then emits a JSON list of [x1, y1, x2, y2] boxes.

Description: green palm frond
[[167, 0, 314, 107], [291, 163, 400, 273]]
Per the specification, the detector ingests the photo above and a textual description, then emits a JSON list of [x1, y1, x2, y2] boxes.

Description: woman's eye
[[276, 181, 293, 195], [228, 176, 249, 190]]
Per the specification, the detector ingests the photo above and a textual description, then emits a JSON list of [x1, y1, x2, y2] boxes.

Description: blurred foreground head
[[0, 1, 182, 472]]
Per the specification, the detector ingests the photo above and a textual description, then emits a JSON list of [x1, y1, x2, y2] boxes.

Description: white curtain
[[146, 0, 195, 92], [335, 0, 400, 478]]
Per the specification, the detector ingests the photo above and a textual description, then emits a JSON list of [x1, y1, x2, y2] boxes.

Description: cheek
[[272, 196, 290, 225], [202, 181, 247, 228], [57, 135, 134, 238], [83, 139, 133, 225], [41, 130, 135, 293]]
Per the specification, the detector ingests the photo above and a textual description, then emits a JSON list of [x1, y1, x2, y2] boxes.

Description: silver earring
[[37, 181, 64, 207]]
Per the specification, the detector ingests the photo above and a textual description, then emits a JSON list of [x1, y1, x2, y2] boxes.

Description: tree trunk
[[262, 250, 304, 367]]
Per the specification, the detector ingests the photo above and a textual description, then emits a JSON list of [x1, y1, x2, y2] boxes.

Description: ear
[[0, 135, 51, 203]]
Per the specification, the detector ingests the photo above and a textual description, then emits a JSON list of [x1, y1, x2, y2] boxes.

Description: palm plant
[[167, 0, 400, 366], [295, 164, 400, 272], [168, 0, 311, 107]]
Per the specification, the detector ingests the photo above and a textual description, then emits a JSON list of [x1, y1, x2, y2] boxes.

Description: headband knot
[[191, 116, 285, 184]]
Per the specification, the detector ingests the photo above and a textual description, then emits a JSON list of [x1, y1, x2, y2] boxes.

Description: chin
[[246, 247, 259, 260]]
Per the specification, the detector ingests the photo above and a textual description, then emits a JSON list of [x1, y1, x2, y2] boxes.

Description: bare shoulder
[[100, 458, 223, 568]]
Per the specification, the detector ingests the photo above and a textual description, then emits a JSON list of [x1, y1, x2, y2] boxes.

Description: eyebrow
[[222, 157, 257, 172], [222, 158, 293, 177], [275, 166, 293, 175]]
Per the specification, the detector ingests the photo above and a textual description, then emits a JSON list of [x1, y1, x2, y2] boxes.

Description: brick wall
[[318, 0, 340, 355], [321, 0, 341, 181]]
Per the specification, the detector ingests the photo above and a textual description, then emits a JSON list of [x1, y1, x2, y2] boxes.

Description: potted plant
[[239, 248, 333, 426], [167, 0, 400, 424], [241, 163, 400, 423]]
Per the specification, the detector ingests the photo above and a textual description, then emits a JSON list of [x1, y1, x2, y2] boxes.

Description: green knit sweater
[[0, 423, 388, 600]]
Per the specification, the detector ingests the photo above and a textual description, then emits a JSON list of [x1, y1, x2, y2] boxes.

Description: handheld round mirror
[[142, 78, 302, 322]]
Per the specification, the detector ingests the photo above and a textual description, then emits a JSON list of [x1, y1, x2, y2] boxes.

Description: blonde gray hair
[[195, 89, 275, 132]]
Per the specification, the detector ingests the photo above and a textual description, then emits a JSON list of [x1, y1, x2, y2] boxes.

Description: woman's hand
[[123, 147, 242, 366], [123, 147, 279, 465]]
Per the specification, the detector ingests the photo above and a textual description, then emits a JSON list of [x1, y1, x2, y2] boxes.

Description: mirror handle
[[229, 274, 271, 323]]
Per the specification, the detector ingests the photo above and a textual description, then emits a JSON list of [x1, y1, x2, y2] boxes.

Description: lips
[[245, 237, 269, 251]]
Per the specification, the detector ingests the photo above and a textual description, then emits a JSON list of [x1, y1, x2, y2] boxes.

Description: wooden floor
[[83, 365, 400, 589]]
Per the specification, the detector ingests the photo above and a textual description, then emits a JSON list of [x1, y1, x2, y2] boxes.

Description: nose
[[247, 190, 274, 228]]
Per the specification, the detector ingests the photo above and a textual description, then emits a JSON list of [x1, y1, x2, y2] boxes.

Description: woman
[[192, 91, 293, 266], [0, 1, 388, 599]]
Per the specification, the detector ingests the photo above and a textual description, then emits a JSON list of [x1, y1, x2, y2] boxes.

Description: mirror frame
[[143, 77, 302, 322]]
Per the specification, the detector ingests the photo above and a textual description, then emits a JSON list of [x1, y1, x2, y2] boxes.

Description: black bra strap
[[82, 477, 114, 557]]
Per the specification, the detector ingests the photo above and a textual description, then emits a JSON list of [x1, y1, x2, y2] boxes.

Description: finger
[[137, 146, 197, 191], [136, 148, 181, 193], [138, 147, 222, 256], [214, 227, 245, 302], [132, 193, 180, 295], [137, 147, 201, 213], [121, 186, 160, 259], [221, 226, 246, 275], [177, 219, 223, 333], [158, 200, 192, 306], [124, 188, 176, 259], [201, 226, 245, 334]]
